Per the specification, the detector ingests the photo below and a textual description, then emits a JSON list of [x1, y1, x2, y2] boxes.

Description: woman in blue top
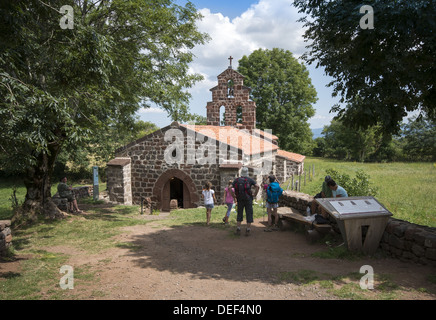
[[319, 180, 348, 219], [327, 180, 348, 198]]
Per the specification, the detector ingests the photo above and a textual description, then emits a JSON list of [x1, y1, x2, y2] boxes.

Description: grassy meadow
[[1, 158, 435, 226], [289, 157, 436, 228], [0, 163, 435, 300]]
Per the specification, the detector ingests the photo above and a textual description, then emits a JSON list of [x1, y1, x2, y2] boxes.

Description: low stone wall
[[279, 191, 436, 266], [279, 190, 313, 211], [380, 218, 436, 266], [52, 186, 93, 211], [0, 220, 12, 256], [72, 186, 93, 199]]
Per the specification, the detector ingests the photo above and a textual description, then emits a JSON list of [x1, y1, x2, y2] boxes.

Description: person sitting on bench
[[319, 179, 348, 219], [58, 177, 82, 213], [311, 175, 333, 215], [327, 179, 348, 198]]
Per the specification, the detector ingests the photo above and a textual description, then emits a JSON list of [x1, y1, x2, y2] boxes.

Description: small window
[[227, 79, 234, 98], [236, 105, 243, 124], [220, 105, 226, 126]]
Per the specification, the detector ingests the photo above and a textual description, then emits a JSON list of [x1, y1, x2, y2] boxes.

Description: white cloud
[[312, 114, 334, 121], [232, 0, 306, 55], [139, 107, 166, 114], [192, 0, 306, 68], [188, 0, 308, 113], [146, 0, 336, 129]]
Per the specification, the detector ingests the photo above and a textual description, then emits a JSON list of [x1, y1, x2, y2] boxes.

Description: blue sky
[[183, 0, 258, 19], [140, 0, 340, 130]]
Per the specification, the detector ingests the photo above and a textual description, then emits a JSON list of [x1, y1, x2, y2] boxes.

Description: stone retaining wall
[[279, 190, 436, 266], [0, 220, 12, 256], [380, 218, 436, 266], [279, 190, 313, 212], [52, 186, 93, 211]]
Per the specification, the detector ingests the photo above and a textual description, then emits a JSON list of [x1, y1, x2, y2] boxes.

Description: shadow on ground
[[115, 218, 436, 295]]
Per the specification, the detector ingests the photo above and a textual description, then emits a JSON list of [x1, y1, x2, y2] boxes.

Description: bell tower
[[206, 57, 257, 131]]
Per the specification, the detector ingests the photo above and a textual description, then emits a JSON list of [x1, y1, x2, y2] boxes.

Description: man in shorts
[[232, 167, 259, 236]]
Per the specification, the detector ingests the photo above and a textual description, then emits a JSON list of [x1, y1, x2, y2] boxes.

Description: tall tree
[[401, 115, 436, 161], [294, 0, 436, 134], [237, 48, 317, 154], [0, 0, 207, 220], [322, 119, 384, 162]]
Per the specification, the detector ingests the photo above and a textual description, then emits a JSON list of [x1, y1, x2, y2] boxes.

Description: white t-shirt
[[202, 189, 215, 205]]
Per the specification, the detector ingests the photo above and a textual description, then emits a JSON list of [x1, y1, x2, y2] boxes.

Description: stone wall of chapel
[[115, 124, 244, 207]]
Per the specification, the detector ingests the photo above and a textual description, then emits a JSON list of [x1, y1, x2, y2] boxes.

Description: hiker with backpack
[[231, 167, 259, 236], [265, 175, 283, 232]]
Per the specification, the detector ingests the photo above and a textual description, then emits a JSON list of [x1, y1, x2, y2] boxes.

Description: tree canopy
[[293, 0, 436, 134], [321, 119, 384, 162], [0, 0, 207, 219], [237, 48, 317, 154], [401, 115, 436, 161]]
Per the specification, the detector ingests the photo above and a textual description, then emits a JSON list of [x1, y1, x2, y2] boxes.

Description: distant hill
[[311, 128, 324, 139]]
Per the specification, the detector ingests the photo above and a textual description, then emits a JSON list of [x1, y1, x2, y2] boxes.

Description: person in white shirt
[[202, 181, 217, 226]]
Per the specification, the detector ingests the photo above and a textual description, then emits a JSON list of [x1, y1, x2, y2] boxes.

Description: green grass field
[[0, 164, 435, 300], [1, 158, 435, 227], [289, 157, 436, 228]]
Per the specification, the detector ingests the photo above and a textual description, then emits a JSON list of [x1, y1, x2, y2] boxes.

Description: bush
[[325, 169, 378, 197]]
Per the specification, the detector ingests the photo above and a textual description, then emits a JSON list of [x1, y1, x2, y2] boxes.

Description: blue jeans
[[226, 203, 233, 217]]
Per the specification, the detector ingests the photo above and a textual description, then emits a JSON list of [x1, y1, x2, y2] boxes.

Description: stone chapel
[[106, 59, 305, 211]]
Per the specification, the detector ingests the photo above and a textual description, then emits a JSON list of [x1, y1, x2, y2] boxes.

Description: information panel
[[316, 196, 392, 220], [329, 198, 388, 216]]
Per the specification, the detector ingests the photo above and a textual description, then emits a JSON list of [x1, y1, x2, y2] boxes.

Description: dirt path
[[52, 214, 436, 300]]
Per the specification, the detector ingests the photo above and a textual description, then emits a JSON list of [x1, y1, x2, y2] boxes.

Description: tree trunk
[[12, 143, 65, 224]]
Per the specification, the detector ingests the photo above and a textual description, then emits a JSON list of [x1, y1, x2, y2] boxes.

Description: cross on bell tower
[[228, 56, 233, 69]]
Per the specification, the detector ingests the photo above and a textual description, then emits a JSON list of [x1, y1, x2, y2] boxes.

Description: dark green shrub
[[325, 169, 378, 197]]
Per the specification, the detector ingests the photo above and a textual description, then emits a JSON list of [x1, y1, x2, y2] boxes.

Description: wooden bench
[[277, 207, 332, 234]]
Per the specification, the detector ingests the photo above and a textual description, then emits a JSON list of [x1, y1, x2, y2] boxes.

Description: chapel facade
[[106, 60, 305, 211]]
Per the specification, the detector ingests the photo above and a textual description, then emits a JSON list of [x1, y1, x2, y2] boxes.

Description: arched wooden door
[[161, 178, 171, 212], [154, 169, 199, 211]]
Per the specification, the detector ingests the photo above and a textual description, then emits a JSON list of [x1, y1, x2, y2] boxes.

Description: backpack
[[313, 214, 330, 225], [267, 182, 283, 204], [234, 177, 251, 201]]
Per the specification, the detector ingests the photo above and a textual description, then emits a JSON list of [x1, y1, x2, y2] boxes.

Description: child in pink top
[[222, 180, 236, 225]]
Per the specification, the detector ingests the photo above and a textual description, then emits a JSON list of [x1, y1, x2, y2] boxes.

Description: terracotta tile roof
[[252, 128, 278, 141], [181, 125, 279, 156], [277, 149, 305, 163]]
